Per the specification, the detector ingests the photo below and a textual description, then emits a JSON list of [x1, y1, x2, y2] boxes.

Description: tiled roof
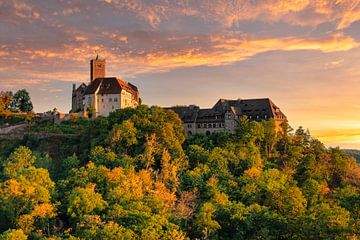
[[84, 78, 103, 94], [84, 77, 139, 95], [164, 105, 199, 122], [166, 98, 287, 123]]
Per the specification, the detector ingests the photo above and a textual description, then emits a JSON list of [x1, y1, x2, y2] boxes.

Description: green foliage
[[67, 184, 107, 219], [0, 107, 359, 239], [11, 89, 33, 112], [2, 146, 36, 178]]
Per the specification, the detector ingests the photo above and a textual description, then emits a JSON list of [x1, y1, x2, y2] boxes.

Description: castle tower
[[90, 54, 105, 82]]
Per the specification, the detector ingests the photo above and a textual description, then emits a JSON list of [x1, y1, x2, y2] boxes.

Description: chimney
[[72, 84, 76, 92]]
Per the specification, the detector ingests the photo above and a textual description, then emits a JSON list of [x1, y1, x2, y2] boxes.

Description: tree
[[2, 146, 36, 178], [241, 169, 307, 217], [235, 116, 264, 144], [0, 91, 12, 113], [140, 134, 157, 169], [261, 119, 277, 158], [86, 105, 95, 119], [107, 120, 137, 153], [0, 148, 56, 235], [0, 229, 27, 240], [194, 202, 220, 239], [67, 183, 107, 219], [11, 89, 33, 112]]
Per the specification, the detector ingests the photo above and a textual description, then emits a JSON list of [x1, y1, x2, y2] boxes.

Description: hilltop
[[0, 105, 359, 239]]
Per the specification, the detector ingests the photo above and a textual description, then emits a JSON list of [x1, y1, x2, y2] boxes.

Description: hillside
[[0, 105, 359, 239], [344, 149, 360, 164]]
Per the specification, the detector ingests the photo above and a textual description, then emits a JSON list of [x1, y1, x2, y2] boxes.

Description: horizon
[[1, 1, 360, 149]]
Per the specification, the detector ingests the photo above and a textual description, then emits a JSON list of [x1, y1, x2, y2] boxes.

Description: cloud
[[312, 128, 360, 145], [101, 0, 360, 29], [1, 0, 360, 87]]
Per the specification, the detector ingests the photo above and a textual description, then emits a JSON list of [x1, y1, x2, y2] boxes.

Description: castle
[[71, 56, 140, 117], [166, 98, 287, 135], [70, 57, 286, 134]]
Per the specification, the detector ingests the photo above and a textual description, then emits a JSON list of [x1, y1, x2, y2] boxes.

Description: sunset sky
[[1, 0, 360, 149]]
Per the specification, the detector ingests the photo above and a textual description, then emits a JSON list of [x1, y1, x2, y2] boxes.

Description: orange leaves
[[151, 181, 177, 210], [5, 179, 23, 196], [107, 167, 125, 183], [244, 166, 262, 179], [31, 203, 57, 218]]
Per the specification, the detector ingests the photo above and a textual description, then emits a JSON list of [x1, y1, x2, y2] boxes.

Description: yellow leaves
[[17, 214, 34, 234], [31, 203, 57, 218], [152, 181, 177, 210], [320, 182, 331, 196], [108, 168, 145, 201], [244, 166, 262, 179], [17, 203, 56, 234], [138, 169, 152, 192], [213, 192, 229, 206], [107, 167, 125, 183], [6, 179, 23, 196], [0, 229, 27, 240]]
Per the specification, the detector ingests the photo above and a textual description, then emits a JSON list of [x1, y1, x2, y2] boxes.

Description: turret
[[90, 55, 106, 82]]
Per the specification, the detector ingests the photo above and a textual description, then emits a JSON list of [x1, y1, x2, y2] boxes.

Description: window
[[101, 99, 104, 102], [197, 124, 201, 128], [213, 123, 216, 128], [188, 131, 192, 135], [112, 106, 114, 109], [114, 98, 118, 102], [109, 98, 112, 102], [187, 124, 192, 128]]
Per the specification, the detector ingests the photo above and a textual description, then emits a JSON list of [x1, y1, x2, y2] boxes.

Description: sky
[[1, 0, 360, 149]]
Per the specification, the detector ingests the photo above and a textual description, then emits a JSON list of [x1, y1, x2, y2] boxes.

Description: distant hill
[[343, 149, 360, 164]]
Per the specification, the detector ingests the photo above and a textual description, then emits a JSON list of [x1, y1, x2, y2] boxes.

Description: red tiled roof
[[84, 77, 139, 95]]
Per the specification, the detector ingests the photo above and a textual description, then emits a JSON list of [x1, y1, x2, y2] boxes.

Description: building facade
[[166, 98, 287, 135], [71, 83, 87, 112], [83, 77, 139, 117], [71, 56, 140, 117]]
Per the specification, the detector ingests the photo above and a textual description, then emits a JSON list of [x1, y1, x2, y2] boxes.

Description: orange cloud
[[312, 128, 360, 147], [2, 33, 358, 82], [103, 0, 360, 29]]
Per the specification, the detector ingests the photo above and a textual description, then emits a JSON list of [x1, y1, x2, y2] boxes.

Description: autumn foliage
[[0, 105, 359, 239]]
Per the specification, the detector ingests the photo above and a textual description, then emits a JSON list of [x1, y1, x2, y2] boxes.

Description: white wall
[[96, 93, 121, 117]]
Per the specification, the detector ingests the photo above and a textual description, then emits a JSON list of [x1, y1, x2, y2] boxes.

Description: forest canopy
[[0, 105, 359, 239]]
